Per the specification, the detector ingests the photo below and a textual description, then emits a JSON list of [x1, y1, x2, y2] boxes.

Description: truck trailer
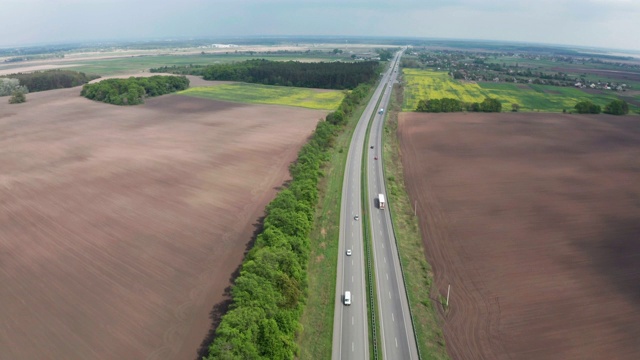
[[378, 194, 385, 209]]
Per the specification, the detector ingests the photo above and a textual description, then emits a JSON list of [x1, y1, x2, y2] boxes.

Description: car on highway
[[374, 156, 378, 160], [354, 215, 359, 220], [344, 291, 351, 306], [346, 249, 352, 256]]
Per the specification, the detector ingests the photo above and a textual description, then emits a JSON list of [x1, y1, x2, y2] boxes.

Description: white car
[[346, 249, 352, 256]]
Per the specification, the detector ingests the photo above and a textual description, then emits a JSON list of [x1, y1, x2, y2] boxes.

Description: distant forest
[[151, 59, 380, 89], [2, 70, 100, 92], [81, 75, 189, 105]]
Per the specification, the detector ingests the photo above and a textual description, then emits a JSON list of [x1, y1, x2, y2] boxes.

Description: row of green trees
[[151, 59, 379, 90], [415, 97, 502, 113], [205, 81, 374, 360], [3, 70, 99, 92], [80, 75, 189, 105], [574, 99, 629, 115]]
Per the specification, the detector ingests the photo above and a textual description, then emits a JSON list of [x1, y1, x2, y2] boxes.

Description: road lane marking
[[384, 256, 386, 263], [395, 337, 398, 347], [352, 276, 354, 283], [386, 273, 388, 280], [352, 342, 355, 352], [392, 313, 395, 322], [352, 316, 354, 325], [389, 291, 391, 299]]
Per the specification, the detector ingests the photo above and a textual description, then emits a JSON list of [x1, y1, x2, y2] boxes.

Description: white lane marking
[[352, 316, 354, 325], [352, 342, 355, 352], [352, 260, 354, 266], [395, 337, 398, 348], [389, 291, 391, 299], [392, 313, 395, 322], [384, 256, 387, 263], [386, 273, 388, 280], [352, 276, 354, 283]]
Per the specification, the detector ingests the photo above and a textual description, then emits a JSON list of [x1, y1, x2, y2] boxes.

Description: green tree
[[604, 99, 629, 115], [574, 100, 601, 114], [511, 103, 520, 112], [480, 97, 502, 112], [8, 90, 26, 104], [0, 78, 28, 96]]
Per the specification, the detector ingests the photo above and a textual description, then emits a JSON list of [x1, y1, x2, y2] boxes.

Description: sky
[[1, 0, 640, 51]]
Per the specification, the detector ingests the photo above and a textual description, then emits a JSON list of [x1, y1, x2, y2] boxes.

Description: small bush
[[8, 90, 26, 104]]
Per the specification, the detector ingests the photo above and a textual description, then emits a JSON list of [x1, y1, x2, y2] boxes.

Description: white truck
[[378, 194, 385, 209]]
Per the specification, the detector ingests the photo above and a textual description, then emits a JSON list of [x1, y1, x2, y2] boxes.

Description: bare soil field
[[398, 112, 640, 359], [0, 88, 324, 359]]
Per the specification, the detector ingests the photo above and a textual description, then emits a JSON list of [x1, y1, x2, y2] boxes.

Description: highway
[[332, 50, 413, 360], [367, 49, 419, 360]]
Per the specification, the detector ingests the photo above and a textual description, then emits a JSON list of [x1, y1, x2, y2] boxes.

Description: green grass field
[[178, 83, 344, 110], [403, 68, 637, 113]]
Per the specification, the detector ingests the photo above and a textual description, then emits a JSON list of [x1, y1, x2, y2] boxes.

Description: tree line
[[573, 99, 630, 115], [3, 70, 100, 92], [80, 75, 189, 105], [151, 59, 379, 90], [204, 80, 374, 359], [416, 97, 502, 113]]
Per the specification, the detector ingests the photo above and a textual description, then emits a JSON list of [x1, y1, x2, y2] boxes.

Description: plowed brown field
[[398, 112, 640, 360], [0, 88, 324, 359]]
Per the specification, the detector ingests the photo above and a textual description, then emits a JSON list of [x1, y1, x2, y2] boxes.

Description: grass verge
[[383, 81, 450, 359], [296, 85, 376, 359], [179, 83, 344, 110], [361, 92, 385, 358]]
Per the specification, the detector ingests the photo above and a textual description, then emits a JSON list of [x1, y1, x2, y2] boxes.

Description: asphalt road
[[332, 50, 412, 360], [367, 51, 419, 360]]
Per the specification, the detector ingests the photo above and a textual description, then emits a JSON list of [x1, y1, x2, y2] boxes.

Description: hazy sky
[[2, 0, 639, 51]]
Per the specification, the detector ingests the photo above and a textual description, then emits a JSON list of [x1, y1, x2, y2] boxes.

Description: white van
[[344, 291, 351, 306]]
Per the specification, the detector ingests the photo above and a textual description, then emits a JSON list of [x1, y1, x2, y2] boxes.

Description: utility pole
[[446, 284, 451, 308]]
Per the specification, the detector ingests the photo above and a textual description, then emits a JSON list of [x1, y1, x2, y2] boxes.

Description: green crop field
[[39, 54, 348, 76], [403, 69, 637, 113], [178, 83, 344, 110]]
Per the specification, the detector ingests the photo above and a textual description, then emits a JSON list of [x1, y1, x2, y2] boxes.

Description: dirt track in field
[[398, 112, 640, 360], [0, 88, 324, 360]]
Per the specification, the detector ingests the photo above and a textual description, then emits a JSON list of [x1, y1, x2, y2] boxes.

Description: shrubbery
[[80, 75, 189, 105], [151, 59, 379, 90], [415, 97, 502, 113], [8, 90, 26, 104], [204, 80, 373, 359]]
